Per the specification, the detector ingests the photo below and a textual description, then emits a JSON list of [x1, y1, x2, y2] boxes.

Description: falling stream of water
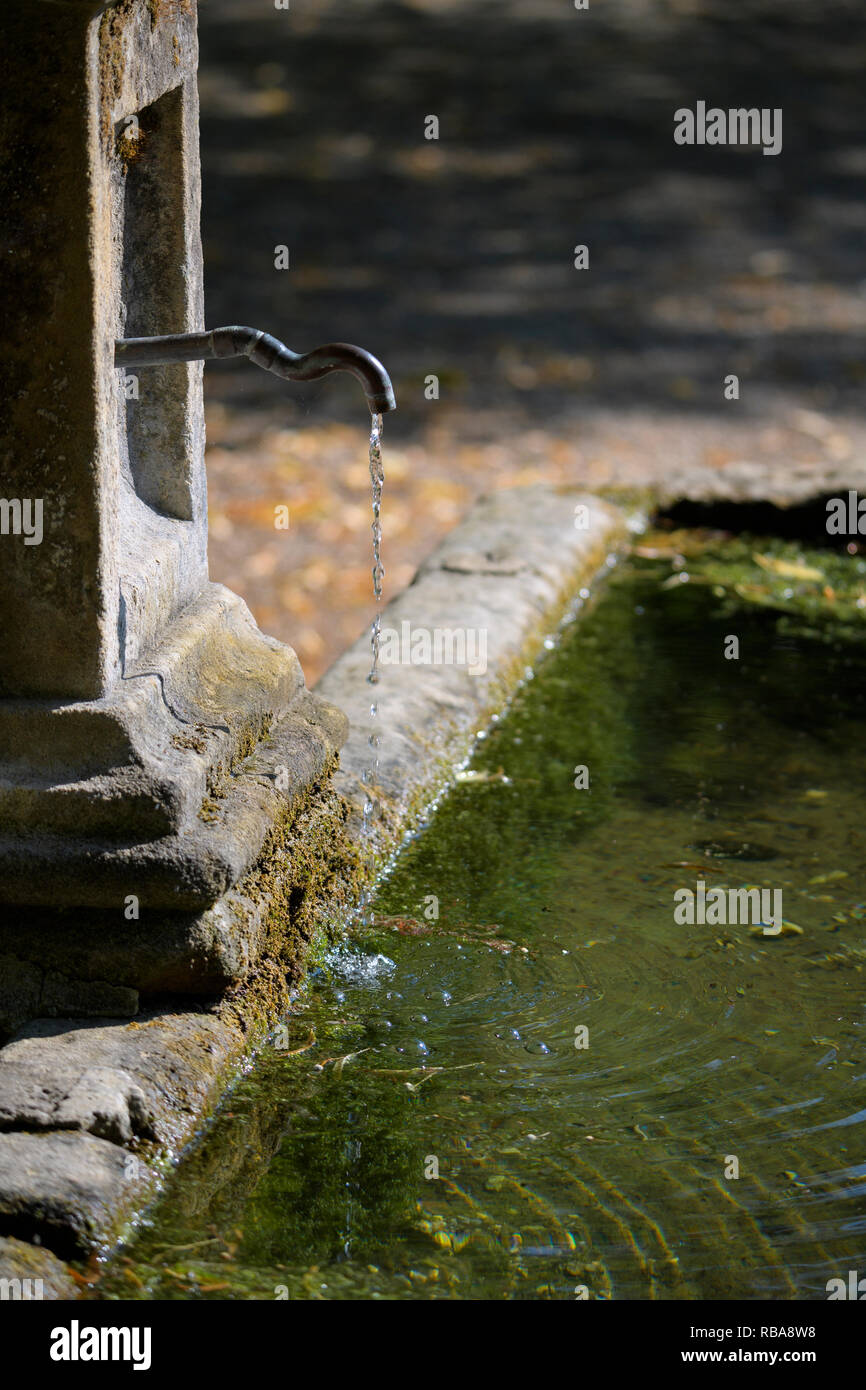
[[360, 413, 384, 916], [366, 411, 385, 682]]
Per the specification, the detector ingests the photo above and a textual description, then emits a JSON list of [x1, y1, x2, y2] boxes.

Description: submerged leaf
[[753, 553, 824, 582]]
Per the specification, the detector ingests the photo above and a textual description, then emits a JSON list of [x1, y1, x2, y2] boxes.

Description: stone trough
[[0, 477, 626, 1291], [0, 0, 857, 1299], [0, 0, 632, 1295]]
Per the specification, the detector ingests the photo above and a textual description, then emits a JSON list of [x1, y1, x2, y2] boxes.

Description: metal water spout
[[115, 325, 397, 415]]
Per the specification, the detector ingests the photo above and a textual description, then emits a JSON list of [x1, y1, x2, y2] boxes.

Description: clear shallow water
[[102, 553, 866, 1300]]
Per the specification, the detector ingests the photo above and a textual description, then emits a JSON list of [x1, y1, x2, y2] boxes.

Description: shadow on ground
[[197, 0, 866, 678]]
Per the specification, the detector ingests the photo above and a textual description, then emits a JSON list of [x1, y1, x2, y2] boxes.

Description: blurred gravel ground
[[197, 0, 866, 681]]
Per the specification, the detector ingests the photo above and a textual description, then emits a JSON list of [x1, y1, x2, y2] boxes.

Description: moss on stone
[[147, 0, 194, 32], [171, 731, 208, 755], [197, 711, 275, 822], [208, 756, 365, 1041], [98, 2, 135, 152], [246, 767, 360, 967]]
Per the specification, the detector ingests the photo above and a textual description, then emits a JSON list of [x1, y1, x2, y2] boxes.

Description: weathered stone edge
[[0, 485, 630, 1291]]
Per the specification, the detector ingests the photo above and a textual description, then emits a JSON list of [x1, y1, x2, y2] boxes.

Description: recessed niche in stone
[[117, 86, 194, 521]]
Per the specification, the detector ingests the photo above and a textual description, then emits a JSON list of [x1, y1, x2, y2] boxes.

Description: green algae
[[637, 527, 866, 645], [99, 542, 866, 1301]]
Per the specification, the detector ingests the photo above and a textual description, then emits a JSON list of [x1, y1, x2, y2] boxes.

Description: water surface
[[103, 548, 866, 1300]]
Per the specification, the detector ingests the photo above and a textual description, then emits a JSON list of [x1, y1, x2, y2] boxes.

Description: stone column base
[[0, 582, 352, 1030]]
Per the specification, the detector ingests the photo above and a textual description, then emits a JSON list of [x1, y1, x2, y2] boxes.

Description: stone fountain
[[0, 0, 393, 1030]]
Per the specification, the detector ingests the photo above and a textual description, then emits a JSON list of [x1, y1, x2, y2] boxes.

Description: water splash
[[360, 413, 384, 906], [325, 945, 395, 988]]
